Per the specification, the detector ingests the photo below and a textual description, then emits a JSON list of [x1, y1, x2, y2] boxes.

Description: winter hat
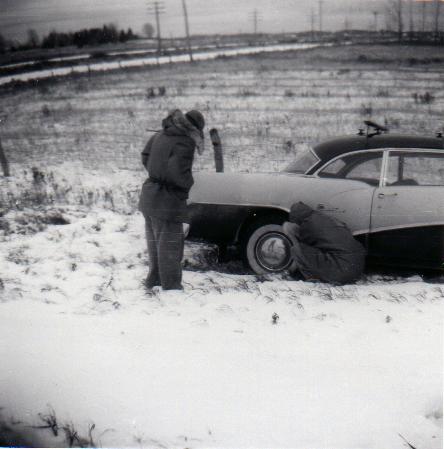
[[289, 202, 313, 225], [185, 110, 205, 131]]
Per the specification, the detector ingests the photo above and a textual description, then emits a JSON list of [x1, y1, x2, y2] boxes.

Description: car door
[[369, 150, 444, 269], [315, 150, 383, 238]]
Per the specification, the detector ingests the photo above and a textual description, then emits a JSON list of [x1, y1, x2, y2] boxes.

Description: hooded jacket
[[290, 202, 366, 284], [138, 113, 196, 223]]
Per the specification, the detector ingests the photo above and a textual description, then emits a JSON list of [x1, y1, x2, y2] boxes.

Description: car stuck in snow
[[187, 122, 444, 274]]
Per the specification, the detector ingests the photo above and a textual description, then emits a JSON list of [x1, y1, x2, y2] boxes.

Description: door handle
[[378, 192, 398, 198]]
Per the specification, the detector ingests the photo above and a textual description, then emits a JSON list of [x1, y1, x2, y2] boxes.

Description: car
[[187, 122, 444, 274]]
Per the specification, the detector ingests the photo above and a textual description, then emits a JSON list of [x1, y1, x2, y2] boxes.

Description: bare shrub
[[412, 92, 435, 105], [73, 80, 89, 93], [32, 407, 58, 436], [32, 167, 45, 184], [360, 102, 373, 117], [284, 140, 294, 154], [41, 105, 51, 117], [62, 422, 97, 448], [376, 88, 390, 97], [238, 88, 258, 97]]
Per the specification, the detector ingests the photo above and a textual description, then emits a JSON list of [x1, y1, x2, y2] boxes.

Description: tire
[[244, 223, 293, 275]]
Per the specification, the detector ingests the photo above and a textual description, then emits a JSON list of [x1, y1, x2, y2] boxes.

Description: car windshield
[[284, 149, 319, 174]]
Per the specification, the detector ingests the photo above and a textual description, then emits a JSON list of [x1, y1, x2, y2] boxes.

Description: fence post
[[0, 137, 10, 177], [210, 128, 224, 173]]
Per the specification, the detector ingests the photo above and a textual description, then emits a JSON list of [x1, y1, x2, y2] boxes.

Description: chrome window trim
[[313, 149, 385, 182], [285, 149, 321, 175], [304, 149, 322, 174], [383, 148, 444, 188], [280, 148, 321, 176], [380, 150, 390, 187]]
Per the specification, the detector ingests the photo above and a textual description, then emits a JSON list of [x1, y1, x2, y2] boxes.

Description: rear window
[[284, 150, 319, 174]]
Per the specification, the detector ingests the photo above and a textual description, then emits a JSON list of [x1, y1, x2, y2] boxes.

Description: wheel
[[244, 224, 293, 274]]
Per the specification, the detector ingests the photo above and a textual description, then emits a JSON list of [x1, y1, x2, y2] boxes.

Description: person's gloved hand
[[183, 223, 190, 238], [282, 221, 300, 240]]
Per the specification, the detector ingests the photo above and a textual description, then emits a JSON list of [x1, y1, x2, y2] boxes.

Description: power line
[[147, 1, 165, 56]]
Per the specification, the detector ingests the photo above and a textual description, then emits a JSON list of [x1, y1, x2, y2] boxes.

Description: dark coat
[[289, 202, 366, 284], [138, 118, 196, 223]]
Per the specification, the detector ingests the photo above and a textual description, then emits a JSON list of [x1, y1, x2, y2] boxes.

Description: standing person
[[139, 109, 205, 291], [283, 202, 366, 285]]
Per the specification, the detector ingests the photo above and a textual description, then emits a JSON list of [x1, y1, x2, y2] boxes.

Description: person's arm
[[166, 139, 195, 193], [141, 135, 156, 171]]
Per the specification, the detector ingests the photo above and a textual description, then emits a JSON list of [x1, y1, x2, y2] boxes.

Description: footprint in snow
[[216, 304, 234, 314], [191, 318, 209, 327]]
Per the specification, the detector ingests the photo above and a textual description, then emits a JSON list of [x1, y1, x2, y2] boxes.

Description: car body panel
[[189, 172, 375, 237], [369, 186, 444, 268]]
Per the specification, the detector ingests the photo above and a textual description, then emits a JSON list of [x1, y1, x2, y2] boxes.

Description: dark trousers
[[145, 216, 184, 290]]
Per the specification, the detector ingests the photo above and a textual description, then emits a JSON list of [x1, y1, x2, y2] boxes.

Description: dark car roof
[[313, 134, 444, 165]]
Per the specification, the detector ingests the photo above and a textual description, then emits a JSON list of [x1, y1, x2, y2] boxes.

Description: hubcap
[[255, 232, 292, 271]]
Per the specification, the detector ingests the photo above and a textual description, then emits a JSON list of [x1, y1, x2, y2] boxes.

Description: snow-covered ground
[[0, 206, 442, 448], [1, 45, 443, 448]]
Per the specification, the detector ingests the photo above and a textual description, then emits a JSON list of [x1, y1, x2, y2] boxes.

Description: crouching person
[[283, 202, 366, 285], [139, 109, 205, 291]]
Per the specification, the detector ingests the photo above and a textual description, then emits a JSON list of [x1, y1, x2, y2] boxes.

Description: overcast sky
[[0, 0, 433, 42]]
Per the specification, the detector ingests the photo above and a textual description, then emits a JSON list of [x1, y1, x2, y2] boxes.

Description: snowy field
[[0, 206, 442, 449], [0, 45, 443, 448]]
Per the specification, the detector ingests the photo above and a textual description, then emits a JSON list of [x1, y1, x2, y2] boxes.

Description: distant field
[[1, 44, 443, 177]]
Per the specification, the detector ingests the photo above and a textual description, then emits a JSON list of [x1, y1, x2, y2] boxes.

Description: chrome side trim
[[368, 221, 444, 234], [189, 200, 291, 214]]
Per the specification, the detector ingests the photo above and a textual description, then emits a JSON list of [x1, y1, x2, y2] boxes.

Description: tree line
[[384, 0, 442, 40], [0, 24, 138, 53]]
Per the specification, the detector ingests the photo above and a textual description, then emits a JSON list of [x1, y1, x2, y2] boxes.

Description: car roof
[[313, 134, 444, 164]]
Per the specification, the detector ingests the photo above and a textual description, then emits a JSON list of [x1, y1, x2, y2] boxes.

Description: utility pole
[[434, 0, 442, 39], [181, 0, 193, 62], [373, 11, 379, 32], [310, 7, 316, 39], [250, 9, 261, 35], [0, 116, 9, 177], [147, 1, 165, 56], [344, 16, 350, 32], [409, 0, 414, 33], [0, 138, 9, 177], [318, 0, 324, 33], [421, 0, 426, 33]]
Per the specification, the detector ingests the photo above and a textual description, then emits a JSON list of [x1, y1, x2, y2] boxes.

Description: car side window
[[318, 152, 383, 186], [387, 151, 444, 186]]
